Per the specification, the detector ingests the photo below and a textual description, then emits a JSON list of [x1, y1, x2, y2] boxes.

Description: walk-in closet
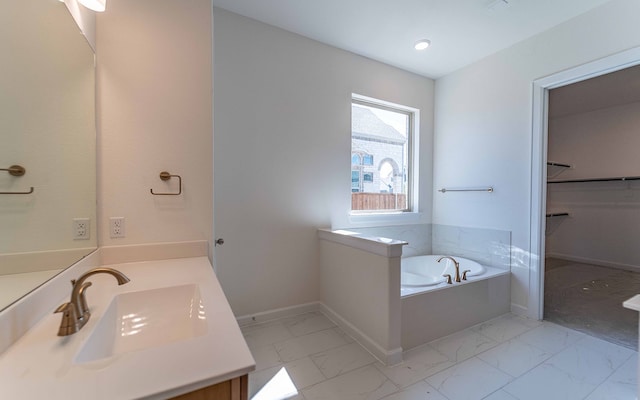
[[544, 64, 640, 349]]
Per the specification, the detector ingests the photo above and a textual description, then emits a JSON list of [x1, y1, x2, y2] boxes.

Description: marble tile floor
[[241, 311, 638, 400], [544, 258, 640, 349]]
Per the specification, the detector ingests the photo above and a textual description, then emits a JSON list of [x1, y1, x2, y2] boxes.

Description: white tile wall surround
[[431, 224, 512, 270], [350, 224, 512, 270], [350, 224, 432, 258], [349, 224, 512, 270], [242, 311, 638, 400]]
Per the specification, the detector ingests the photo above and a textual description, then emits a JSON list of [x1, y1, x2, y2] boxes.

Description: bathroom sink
[[75, 284, 207, 363]]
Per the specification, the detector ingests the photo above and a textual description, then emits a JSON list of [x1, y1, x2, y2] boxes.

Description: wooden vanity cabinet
[[170, 375, 248, 400]]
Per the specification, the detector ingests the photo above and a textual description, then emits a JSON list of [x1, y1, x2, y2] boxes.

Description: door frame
[[529, 46, 640, 320]]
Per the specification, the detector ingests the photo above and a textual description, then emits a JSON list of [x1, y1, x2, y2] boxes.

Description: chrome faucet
[[54, 267, 130, 336], [437, 256, 461, 283]]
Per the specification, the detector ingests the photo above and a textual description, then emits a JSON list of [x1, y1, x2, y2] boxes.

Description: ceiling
[[212, 0, 612, 79], [549, 64, 640, 118]]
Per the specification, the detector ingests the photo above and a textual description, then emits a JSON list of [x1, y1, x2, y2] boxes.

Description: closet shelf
[[546, 212, 569, 218], [548, 176, 640, 184]]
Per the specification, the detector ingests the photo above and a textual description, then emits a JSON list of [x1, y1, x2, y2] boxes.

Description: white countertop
[[0, 269, 62, 310], [0, 256, 255, 399]]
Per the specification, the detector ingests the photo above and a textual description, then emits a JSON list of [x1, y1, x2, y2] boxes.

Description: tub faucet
[[54, 267, 130, 336], [437, 256, 461, 283]]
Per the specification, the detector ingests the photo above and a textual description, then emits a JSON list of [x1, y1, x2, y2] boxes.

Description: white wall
[[433, 0, 640, 317], [63, 0, 96, 50], [546, 101, 640, 270], [97, 0, 213, 252], [548, 102, 640, 179], [213, 9, 434, 316]]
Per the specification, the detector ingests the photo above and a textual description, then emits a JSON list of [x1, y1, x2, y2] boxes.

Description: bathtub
[[318, 227, 511, 364], [401, 255, 486, 287]]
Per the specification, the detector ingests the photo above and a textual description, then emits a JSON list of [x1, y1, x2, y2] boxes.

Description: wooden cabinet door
[[170, 375, 248, 400]]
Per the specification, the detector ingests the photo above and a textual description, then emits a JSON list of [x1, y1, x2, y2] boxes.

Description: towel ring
[[1, 165, 34, 195], [150, 171, 182, 195]]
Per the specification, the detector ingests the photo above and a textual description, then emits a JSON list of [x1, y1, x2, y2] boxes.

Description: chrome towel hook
[[150, 171, 182, 195], [1, 165, 34, 194]]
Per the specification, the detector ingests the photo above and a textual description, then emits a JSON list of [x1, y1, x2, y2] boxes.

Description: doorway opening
[[530, 46, 640, 348]]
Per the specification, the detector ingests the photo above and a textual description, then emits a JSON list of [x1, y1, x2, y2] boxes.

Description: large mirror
[[0, 0, 96, 310]]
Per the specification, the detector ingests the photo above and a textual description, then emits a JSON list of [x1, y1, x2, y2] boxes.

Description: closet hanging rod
[[547, 161, 571, 168], [546, 212, 569, 218], [438, 187, 493, 193], [548, 176, 640, 184]]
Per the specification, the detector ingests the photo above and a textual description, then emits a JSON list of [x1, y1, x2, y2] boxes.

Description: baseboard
[[319, 302, 403, 366], [546, 252, 640, 273], [236, 302, 320, 327]]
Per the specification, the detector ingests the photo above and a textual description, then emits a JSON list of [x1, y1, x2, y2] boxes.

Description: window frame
[[350, 94, 419, 215]]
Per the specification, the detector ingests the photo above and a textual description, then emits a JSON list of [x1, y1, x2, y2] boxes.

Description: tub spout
[[437, 256, 461, 283]]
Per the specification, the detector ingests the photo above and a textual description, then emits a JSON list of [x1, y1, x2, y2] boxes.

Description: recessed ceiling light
[[414, 40, 431, 51]]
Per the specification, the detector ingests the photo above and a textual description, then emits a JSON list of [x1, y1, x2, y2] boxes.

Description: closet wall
[[546, 67, 640, 271]]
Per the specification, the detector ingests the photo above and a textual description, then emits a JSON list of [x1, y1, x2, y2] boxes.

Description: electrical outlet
[[73, 218, 90, 240], [109, 217, 125, 238]]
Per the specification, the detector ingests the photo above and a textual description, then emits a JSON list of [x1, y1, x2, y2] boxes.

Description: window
[[363, 154, 374, 165], [351, 96, 416, 213], [351, 170, 360, 192]]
